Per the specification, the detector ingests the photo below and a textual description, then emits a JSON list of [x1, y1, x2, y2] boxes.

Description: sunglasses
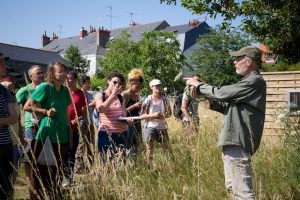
[[113, 80, 122, 85]]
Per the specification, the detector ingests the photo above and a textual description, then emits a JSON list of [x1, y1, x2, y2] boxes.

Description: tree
[[90, 73, 106, 91], [65, 45, 90, 74], [161, 0, 300, 63], [98, 31, 185, 94], [99, 32, 139, 76], [138, 31, 185, 94], [191, 26, 252, 86]]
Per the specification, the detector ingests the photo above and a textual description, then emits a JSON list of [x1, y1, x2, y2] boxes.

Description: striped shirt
[[0, 84, 13, 144], [99, 94, 126, 133]]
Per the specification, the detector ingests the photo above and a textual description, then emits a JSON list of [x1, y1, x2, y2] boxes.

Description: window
[[287, 90, 300, 114]]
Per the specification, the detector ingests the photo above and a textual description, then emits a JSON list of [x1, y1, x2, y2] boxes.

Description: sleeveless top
[[122, 91, 140, 117]]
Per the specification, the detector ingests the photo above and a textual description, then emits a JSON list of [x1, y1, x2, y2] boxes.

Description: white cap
[[149, 79, 161, 87]]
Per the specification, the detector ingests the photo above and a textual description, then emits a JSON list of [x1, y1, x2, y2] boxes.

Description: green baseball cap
[[229, 46, 262, 63]]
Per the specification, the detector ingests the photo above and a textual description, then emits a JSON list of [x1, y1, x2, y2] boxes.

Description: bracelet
[[44, 109, 47, 115]]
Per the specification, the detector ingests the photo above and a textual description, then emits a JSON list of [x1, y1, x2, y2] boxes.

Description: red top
[[68, 89, 86, 128]]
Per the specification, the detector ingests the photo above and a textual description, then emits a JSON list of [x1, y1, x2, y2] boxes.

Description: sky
[[0, 0, 231, 49]]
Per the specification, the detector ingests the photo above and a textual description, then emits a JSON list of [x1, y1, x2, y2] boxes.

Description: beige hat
[[230, 46, 262, 63]]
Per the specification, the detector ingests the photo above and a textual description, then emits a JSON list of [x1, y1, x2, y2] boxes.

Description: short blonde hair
[[128, 68, 144, 84]]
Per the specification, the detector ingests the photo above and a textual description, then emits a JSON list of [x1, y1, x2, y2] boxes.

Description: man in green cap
[[185, 46, 266, 199]]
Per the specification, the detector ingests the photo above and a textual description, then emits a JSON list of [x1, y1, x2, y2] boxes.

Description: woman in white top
[[141, 79, 172, 165]]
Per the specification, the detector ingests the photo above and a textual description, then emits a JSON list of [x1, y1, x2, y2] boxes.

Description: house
[[0, 42, 67, 77], [41, 20, 210, 75], [165, 20, 209, 53], [259, 43, 278, 64]]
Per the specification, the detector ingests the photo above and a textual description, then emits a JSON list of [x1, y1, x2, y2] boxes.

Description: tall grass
[[254, 111, 300, 200], [15, 102, 300, 199]]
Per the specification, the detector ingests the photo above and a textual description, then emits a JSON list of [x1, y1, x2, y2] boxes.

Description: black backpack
[[173, 93, 193, 119], [173, 94, 184, 119]]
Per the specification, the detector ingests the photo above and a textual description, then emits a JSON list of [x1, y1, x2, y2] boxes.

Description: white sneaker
[[62, 177, 70, 187]]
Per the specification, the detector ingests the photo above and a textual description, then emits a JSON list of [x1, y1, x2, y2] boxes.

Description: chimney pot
[[189, 19, 200, 27], [80, 27, 88, 38]]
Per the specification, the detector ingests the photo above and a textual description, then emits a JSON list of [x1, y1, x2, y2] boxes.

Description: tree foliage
[[138, 31, 185, 94], [99, 32, 139, 76], [262, 62, 300, 72], [65, 45, 90, 74], [191, 27, 252, 86], [90, 72, 106, 91], [161, 0, 300, 63], [98, 31, 185, 94]]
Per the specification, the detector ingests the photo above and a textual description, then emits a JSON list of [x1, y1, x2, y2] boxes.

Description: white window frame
[[287, 90, 300, 115]]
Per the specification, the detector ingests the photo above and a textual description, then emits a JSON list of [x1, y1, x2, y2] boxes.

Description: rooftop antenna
[[126, 11, 139, 24], [58, 24, 63, 36], [105, 5, 113, 29]]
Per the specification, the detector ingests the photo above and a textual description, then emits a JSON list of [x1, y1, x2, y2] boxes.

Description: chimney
[[80, 27, 88, 39], [96, 27, 110, 47], [89, 25, 96, 33], [188, 19, 200, 27], [129, 22, 139, 26], [41, 31, 50, 47]]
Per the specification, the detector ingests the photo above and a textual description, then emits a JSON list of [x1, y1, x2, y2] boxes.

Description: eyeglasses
[[113, 80, 122, 85]]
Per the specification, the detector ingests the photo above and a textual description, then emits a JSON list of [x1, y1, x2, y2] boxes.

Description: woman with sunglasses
[[95, 72, 130, 161]]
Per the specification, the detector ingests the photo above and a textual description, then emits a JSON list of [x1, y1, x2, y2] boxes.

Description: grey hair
[[28, 65, 42, 76], [244, 56, 261, 69]]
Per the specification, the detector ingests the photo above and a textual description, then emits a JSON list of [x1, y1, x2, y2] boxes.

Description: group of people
[[0, 45, 266, 200]]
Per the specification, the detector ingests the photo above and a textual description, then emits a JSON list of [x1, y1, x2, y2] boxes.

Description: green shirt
[[16, 84, 36, 130], [32, 82, 72, 144], [197, 70, 266, 155]]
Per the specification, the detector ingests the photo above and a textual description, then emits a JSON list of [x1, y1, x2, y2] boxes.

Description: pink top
[[99, 95, 126, 133]]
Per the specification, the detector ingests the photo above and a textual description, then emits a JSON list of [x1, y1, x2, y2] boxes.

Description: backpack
[[173, 93, 191, 119], [173, 94, 184, 119], [144, 94, 168, 115]]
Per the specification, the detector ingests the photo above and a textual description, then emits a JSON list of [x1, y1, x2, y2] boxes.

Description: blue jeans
[[24, 126, 36, 140], [97, 131, 127, 161]]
